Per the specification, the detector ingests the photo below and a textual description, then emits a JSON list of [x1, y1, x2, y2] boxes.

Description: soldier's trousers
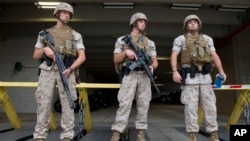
[[181, 84, 218, 133], [111, 71, 152, 133], [33, 69, 77, 140]]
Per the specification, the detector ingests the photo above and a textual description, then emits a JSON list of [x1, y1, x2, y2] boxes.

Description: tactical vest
[[118, 35, 151, 69], [131, 35, 150, 55], [123, 35, 151, 64], [48, 26, 77, 58], [181, 34, 211, 70]]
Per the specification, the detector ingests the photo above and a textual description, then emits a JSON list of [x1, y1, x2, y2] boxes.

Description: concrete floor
[[0, 103, 236, 141]]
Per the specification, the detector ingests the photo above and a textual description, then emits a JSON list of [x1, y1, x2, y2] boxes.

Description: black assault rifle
[[39, 29, 76, 109], [122, 35, 160, 93]]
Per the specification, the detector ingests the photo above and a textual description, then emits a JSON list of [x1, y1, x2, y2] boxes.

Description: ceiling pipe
[[215, 22, 250, 48]]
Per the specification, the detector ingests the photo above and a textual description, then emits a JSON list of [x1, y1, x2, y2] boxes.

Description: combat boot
[[189, 132, 197, 141], [35, 139, 44, 141], [61, 137, 71, 141], [210, 132, 220, 141], [111, 130, 121, 141], [136, 129, 146, 141]]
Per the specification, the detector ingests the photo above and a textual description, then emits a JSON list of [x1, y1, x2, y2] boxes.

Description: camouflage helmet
[[53, 2, 74, 18], [130, 12, 148, 25], [183, 14, 202, 31]]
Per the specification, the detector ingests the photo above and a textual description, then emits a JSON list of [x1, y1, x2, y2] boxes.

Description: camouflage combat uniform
[[33, 26, 85, 140], [111, 35, 157, 133], [172, 34, 218, 133]]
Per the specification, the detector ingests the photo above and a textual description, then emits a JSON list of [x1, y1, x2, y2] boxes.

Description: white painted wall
[[0, 36, 38, 113]]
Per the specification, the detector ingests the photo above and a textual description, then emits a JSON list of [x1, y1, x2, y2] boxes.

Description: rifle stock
[[39, 29, 76, 109], [122, 35, 160, 93]]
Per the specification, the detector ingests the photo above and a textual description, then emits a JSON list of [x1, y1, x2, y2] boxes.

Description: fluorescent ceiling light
[[170, 7, 200, 10], [104, 6, 134, 9], [103, 2, 134, 6], [37, 5, 57, 9], [34, 2, 60, 9], [218, 8, 246, 12], [218, 5, 249, 12], [170, 3, 201, 11], [172, 3, 201, 7], [221, 5, 249, 9], [103, 2, 134, 9]]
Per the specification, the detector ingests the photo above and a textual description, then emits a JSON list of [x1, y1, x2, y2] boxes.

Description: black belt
[[181, 68, 202, 73], [133, 67, 144, 71]]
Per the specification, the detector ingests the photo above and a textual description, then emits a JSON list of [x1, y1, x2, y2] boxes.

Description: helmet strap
[[133, 21, 146, 35], [56, 12, 69, 24]]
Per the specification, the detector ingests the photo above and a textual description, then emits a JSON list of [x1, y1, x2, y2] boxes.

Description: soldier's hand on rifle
[[44, 47, 56, 62], [173, 71, 182, 84], [125, 49, 137, 60], [63, 68, 72, 77], [149, 65, 154, 74]]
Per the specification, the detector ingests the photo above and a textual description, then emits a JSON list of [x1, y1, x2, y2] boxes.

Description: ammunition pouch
[[63, 54, 76, 68]]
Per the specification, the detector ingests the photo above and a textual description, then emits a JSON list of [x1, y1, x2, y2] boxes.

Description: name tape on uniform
[[230, 125, 250, 141]]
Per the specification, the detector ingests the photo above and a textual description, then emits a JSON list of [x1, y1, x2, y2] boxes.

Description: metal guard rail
[[0, 82, 250, 131]]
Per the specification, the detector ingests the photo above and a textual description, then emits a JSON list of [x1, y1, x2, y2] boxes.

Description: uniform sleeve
[[172, 35, 184, 52], [34, 34, 45, 49], [113, 36, 126, 54], [148, 40, 157, 57], [73, 30, 85, 50], [204, 34, 216, 52]]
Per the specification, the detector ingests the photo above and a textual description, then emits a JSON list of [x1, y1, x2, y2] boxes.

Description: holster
[[118, 62, 131, 83], [37, 54, 53, 75], [41, 54, 53, 66], [202, 63, 211, 75], [190, 63, 198, 78], [63, 54, 76, 68], [178, 69, 187, 85]]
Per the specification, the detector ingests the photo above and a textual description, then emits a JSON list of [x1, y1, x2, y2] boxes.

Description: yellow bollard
[[226, 90, 249, 130], [0, 87, 22, 129], [78, 88, 93, 133], [198, 105, 204, 126], [49, 111, 57, 130]]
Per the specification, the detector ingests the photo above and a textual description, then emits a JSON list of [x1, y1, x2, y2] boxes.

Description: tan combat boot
[[136, 129, 146, 141], [35, 139, 44, 141], [61, 137, 71, 141], [210, 132, 220, 141], [189, 132, 197, 141], [111, 130, 121, 141]]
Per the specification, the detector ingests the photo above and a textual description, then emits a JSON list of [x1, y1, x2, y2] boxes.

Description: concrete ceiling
[[0, 0, 250, 92]]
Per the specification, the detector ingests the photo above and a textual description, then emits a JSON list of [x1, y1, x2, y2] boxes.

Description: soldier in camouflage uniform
[[170, 15, 227, 141], [32, 2, 86, 141], [110, 12, 158, 141]]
